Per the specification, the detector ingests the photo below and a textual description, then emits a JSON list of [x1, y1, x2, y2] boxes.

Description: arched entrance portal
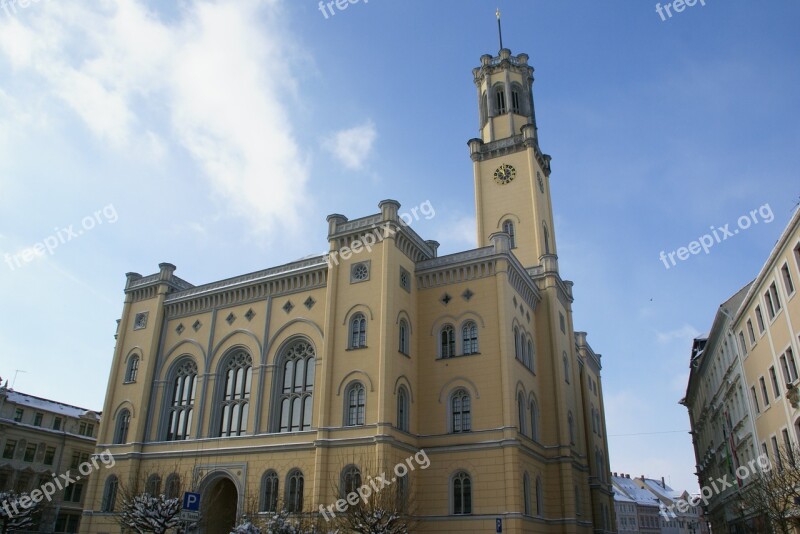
[[200, 475, 238, 534]]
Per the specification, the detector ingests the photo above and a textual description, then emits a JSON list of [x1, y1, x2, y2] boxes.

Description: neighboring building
[[636, 477, 703, 534], [683, 207, 800, 534], [0, 383, 101, 533], [733, 207, 800, 461], [681, 284, 759, 533], [613, 483, 639, 534], [611, 474, 661, 534], [80, 42, 615, 534]]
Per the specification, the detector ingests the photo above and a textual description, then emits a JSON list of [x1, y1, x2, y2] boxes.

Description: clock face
[[494, 164, 516, 185]]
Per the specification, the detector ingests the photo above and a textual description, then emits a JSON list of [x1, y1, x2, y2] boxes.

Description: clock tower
[[469, 47, 557, 270]]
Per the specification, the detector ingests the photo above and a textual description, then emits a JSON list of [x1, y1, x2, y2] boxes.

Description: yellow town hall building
[[80, 44, 615, 533]]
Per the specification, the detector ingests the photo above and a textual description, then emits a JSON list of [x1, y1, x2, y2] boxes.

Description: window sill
[[398, 350, 410, 358], [346, 346, 368, 351], [437, 352, 481, 361]]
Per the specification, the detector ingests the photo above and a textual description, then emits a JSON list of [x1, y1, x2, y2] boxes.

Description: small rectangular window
[[53, 417, 62, 431], [44, 446, 56, 465], [747, 320, 756, 344], [33, 413, 43, 427], [787, 347, 799, 382], [399, 267, 411, 293], [760, 377, 770, 407], [559, 312, 566, 334], [765, 284, 781, 320], [13, 408, 23, 422], [755, 307, 765, 333], [769, 366, 781, 399], [782, 263, 795, 295], [23, 444, 36, 462], [751, 386, 761, 414], [772, 436, 782, 470], [2, 440, 17, 459], [738, 332, 748, 356]]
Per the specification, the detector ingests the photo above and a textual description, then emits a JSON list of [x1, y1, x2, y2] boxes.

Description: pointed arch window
[[350, 313, 367, 349], [345, 382, 366, 426], [517, 393, 526, 436], [285, 469, 304, 513], [527, 339, 535, 372], [399, 319, 410, 355], [462, 321, 478, 355], [535, 476, 543, 516], [167, 359, 197, 441], [543, 222, 551, 254], [563, 353, 571, 384], [511, 84, 522, 114], [523, 472, 532, 516], [278, 340, 315, 433], [494, 84, 507, 115], [125, 355, 139, 383], [440, 324, 456, 358], [165, 473, 181, 500], [262, 471, 279, 512], [341, 465, 362, 498], [481, 91, 489, 125], [145, 474, 161, 496], [101, 475, 118, 512], [114, 409, 130, 444], [397, 386, 409, 432], [530, 398, 540, 442], [503, 220, 516, 248], [568, 411, 576, 445], [451, 389, 471, 433], [514, 326, 521, 360], [219, 351, 252, 437], [452, 471, 472, 515]]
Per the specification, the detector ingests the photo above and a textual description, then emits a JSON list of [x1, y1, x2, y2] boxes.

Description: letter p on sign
[[183, 492, 201, 511]]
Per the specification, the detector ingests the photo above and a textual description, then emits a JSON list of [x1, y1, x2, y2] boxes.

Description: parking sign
[[183, 492, 200, 511]]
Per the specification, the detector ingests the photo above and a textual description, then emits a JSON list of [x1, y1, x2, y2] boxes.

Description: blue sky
[[1, 0, 798, 493]]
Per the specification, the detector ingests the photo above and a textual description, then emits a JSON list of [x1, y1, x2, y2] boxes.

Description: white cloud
[[324, 120, 377, 170], [656, 324, 701, 345], [0, 0, 309, 236]]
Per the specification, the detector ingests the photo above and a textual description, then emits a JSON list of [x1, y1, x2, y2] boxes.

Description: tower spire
[[496, 8, 504, 51]]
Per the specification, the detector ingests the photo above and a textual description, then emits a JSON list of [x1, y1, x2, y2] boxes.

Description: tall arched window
[[167, 359, 197, 441], [397, 386, 409, 432], [568, 411, 575, 445], [165, 473, 181, 499], [494, 84, 507, 115], [528, 339, 535, 372], [278, 340, 315, 433], [350, 313, 367, 349], [341, 465, 362, 498], [523, 472, 532, 516], [481, 91, 489, 125], [535, 476, 543, 517], [285, 469, 304, 513], [262, 471, 279, 512], [517, 393, 526, 436], [543, 223, 551, 254], [503, 220, 516, 248], [451, 389, 471, 433], [462, 321, 478, 355], [114, 409, 130, 444], [440, 324, 455, 358], [345, 382, 366, 426], [514, 326, 521, 360], [510, 83, 522, 114], [452, 471, 472, 515], [399, 319, 409, 355], [530, 398, 540, 442], [563, 353, 571, 384], [219, 351, 252, 437], [101, 475, 118, 512], [145, 474, 161, 496], [125, 355, 139, 383]]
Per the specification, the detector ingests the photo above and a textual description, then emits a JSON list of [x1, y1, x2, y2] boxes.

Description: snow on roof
[[611, 476, 661, 507], [5, 390, 99, 420], [640, 478, 684, 501], [613, 485, 635, 503]]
